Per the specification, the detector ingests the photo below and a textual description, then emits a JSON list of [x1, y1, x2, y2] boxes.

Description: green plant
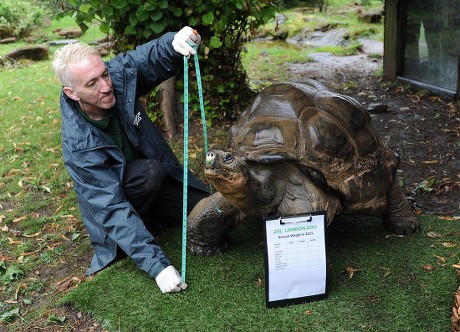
[[0, 263, 24, 286], [241, 42, 312, 89], [0, 308, 20, 325], [57, 0, 278, 122], [0, 0, 44, 39], [315, 41, 362, 56], [341, 80, 359, 90], [373, 67, 383, 78], [414, 177, 437, 195]]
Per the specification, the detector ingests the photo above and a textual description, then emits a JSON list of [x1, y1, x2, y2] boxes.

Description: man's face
[[63, 54, 116, 116]]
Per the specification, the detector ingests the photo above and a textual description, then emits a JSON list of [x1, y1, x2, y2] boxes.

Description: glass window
[[403, 0, 460, 91]]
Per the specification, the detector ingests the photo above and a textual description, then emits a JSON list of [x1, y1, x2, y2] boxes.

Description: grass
[[0, 59, 87, 328], [242, 42, 313, 87], [0, 16, 105, 329], [242, 1, 384, 90], [1, 1, 458, 331], [61, 214, 458, 332]]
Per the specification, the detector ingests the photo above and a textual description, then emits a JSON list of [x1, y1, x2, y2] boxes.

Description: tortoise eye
[[222, 154, 234, 164]]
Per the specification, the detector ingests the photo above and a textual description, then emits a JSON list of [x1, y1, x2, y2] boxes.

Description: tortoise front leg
[[187, 191, 242, 256], [383, 180, 421, 234]]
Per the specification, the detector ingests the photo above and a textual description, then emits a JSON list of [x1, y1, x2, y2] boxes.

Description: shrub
[[0, 0, 44, 39], [58, 0, 277, 122]]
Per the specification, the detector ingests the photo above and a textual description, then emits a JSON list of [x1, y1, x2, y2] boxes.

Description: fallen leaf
[[442, 242, 457, 248], [23, 232, 41, 238], [345, 266, 363, 278], [385, 234, 405, 239], [438, 216, 460, 221], [12, 216, 26, 223], [7, 238, 22, 245], [71, 233, 81, 241], [14, 283, 27, 300], [426, 231, 442, 238], [380, 267, 391, 277], [435, 255, 446, 263], [46, 315, 66, 324], [55, 205, 63, 214], [54, 276, 82, 292], [422, 264, 434, 271]]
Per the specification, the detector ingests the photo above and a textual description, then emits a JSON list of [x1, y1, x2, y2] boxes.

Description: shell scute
[[228, 80, 398, 206]]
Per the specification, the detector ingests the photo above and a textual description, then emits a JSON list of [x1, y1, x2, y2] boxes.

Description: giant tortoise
[[187, 79, 420, 256]]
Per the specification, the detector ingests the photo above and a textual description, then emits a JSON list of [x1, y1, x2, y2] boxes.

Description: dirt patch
[[288, 53, 460, 216]]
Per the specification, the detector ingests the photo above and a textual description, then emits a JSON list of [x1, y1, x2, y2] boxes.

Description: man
[[52, 27, 208, 294]]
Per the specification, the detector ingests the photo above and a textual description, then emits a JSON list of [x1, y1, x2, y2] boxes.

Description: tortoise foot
[[383, 214, 421, 235], [187, 239, 229, 256], [384, 181, 421, 235]]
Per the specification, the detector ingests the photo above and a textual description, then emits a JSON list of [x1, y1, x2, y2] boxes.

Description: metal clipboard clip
[[279, 214, 312, 225]]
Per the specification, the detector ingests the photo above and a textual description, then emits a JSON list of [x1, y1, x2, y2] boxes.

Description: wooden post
[[383, 0, 400, 81]]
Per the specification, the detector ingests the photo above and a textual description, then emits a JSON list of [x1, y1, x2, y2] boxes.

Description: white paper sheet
[[265, 213, 327, 305]]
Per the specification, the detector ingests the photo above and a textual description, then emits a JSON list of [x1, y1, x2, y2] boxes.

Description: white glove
[[172, 26, 201, 57], [155, 265, 187, 294]]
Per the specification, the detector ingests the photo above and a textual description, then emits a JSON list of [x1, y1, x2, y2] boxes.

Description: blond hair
[[52, 42, 100, 87]]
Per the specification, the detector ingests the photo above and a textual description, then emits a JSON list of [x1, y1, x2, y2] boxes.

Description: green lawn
[[1, 1, 458, 331], [62, 215, 457, 332]]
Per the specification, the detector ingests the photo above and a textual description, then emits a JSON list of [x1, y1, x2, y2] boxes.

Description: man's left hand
[[172, 26, 202, 57], [155, 265, 187, 294]]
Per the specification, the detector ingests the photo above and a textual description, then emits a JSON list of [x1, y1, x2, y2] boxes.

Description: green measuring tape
[[181, 45, 208, 283]]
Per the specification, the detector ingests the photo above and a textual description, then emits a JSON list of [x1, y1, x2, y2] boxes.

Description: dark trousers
[[123, 159, 208, 231]]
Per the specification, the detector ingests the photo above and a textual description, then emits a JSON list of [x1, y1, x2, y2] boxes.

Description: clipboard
[[264, 211, 328, 308]]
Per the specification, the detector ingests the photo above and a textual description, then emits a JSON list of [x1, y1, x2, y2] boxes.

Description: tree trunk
[[159, 75, 178, 137]]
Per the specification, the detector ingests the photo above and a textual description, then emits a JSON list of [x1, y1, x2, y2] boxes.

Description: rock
[[367, 103, 388, 113], [358, 39, 383, 55], [53, 28, 83, 39], [48, 39, 80, 46], [259, 49, 269, 57], [24, 36, 38, 43], [357, 10, 384, 24], [5, 45, 49, 61], [288, 27, 351, 48], [0, 37, 16, 44]]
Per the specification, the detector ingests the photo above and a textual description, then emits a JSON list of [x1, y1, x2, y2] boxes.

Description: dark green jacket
[[60, 32, 207, 278]]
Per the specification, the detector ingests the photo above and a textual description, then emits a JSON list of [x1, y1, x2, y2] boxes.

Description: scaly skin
[[187, 81, 421, 256], [187, 191, 241, 256], [383, 180, 421, 234], [187, 150, 420, 256]]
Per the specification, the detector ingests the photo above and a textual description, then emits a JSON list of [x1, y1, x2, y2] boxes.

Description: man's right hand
[[172, 26, 201, 57]]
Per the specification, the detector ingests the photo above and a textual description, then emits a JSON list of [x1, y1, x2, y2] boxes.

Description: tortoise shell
[[228, 79, 399, 209]]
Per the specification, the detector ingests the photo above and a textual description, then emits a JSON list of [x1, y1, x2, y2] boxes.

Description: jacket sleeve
[[64, 144, 171, 278], [108, 32, 182, 97]]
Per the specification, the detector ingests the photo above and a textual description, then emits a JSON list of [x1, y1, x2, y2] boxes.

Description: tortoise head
[[204, 150, 248, 195]]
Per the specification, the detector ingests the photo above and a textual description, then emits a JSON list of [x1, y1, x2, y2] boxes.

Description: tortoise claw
[[383, 215, 421, 235], [187, 239, 229, 256]]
